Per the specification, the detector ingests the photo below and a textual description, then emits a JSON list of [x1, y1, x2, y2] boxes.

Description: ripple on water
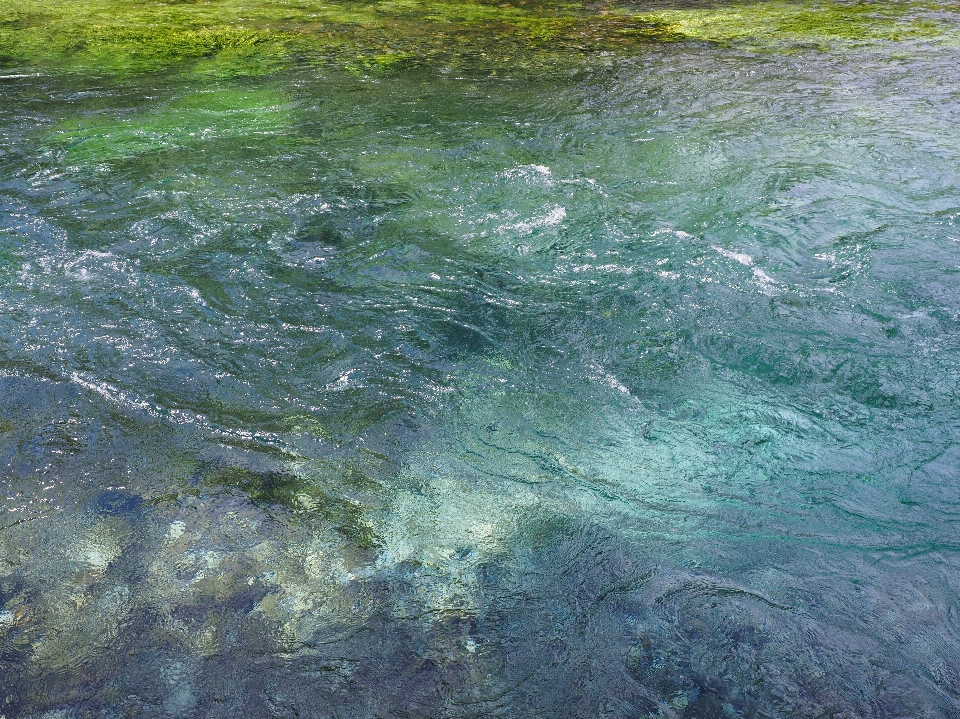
[[2, 44, 960, 717]]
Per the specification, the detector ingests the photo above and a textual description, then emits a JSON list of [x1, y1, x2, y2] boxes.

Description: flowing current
[[2, 41, 960, 718]]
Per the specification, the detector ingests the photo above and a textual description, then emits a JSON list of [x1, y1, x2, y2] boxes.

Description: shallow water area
[[2, 17, 960, 719]]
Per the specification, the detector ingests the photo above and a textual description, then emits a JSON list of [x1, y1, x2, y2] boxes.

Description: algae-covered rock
[[200, 465, 381, 548]]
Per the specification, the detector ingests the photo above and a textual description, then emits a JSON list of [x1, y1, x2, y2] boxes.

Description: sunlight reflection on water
[[2, 43, 960, 717]]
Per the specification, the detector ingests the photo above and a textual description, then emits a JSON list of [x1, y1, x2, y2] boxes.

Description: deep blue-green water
[[2, 41, 960, 718]]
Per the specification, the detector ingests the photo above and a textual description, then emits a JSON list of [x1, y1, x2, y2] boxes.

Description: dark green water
[[2, 41, 960, 718]]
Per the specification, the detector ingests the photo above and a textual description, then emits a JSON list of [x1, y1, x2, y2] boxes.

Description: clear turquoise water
[[2, 42, 960, 718]]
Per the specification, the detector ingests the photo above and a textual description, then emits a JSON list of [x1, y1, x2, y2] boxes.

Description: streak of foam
[[500, 164, 554, 184], [500, 205, 567, 238], [712, 245, 755, 267], [712, 245, 779, 292], [588, 364, 633, 396], [70, 372, 155, 414]]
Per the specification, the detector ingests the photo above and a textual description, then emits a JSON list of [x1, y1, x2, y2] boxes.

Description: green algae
[[628, 0, 953, 50], [136, 442, 382, 551], [201, 466, 380, 548], [3, 0, 957, 77], [49, 86, 293, 165]]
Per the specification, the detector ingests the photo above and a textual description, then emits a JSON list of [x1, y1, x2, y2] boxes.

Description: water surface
[[2, 23, 960, 719]]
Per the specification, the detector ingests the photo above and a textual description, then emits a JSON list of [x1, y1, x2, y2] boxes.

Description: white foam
[[712, 245, 754, 267], [501, 206, 567, 237], [501, 164, 552, 180], [714, 245, 779, 290]]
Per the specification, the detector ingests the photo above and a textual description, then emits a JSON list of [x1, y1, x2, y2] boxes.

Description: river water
[[2, 34, 960, 719]]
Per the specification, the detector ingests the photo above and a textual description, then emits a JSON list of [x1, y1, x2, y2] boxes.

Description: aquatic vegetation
[[1, 0, 957, 76], [199, 465, 381, 547], [48, 86, 293, 165], [629, 0, 952, 49]]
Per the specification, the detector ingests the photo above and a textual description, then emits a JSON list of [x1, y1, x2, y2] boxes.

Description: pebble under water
[[2, 31, 960, 719]]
